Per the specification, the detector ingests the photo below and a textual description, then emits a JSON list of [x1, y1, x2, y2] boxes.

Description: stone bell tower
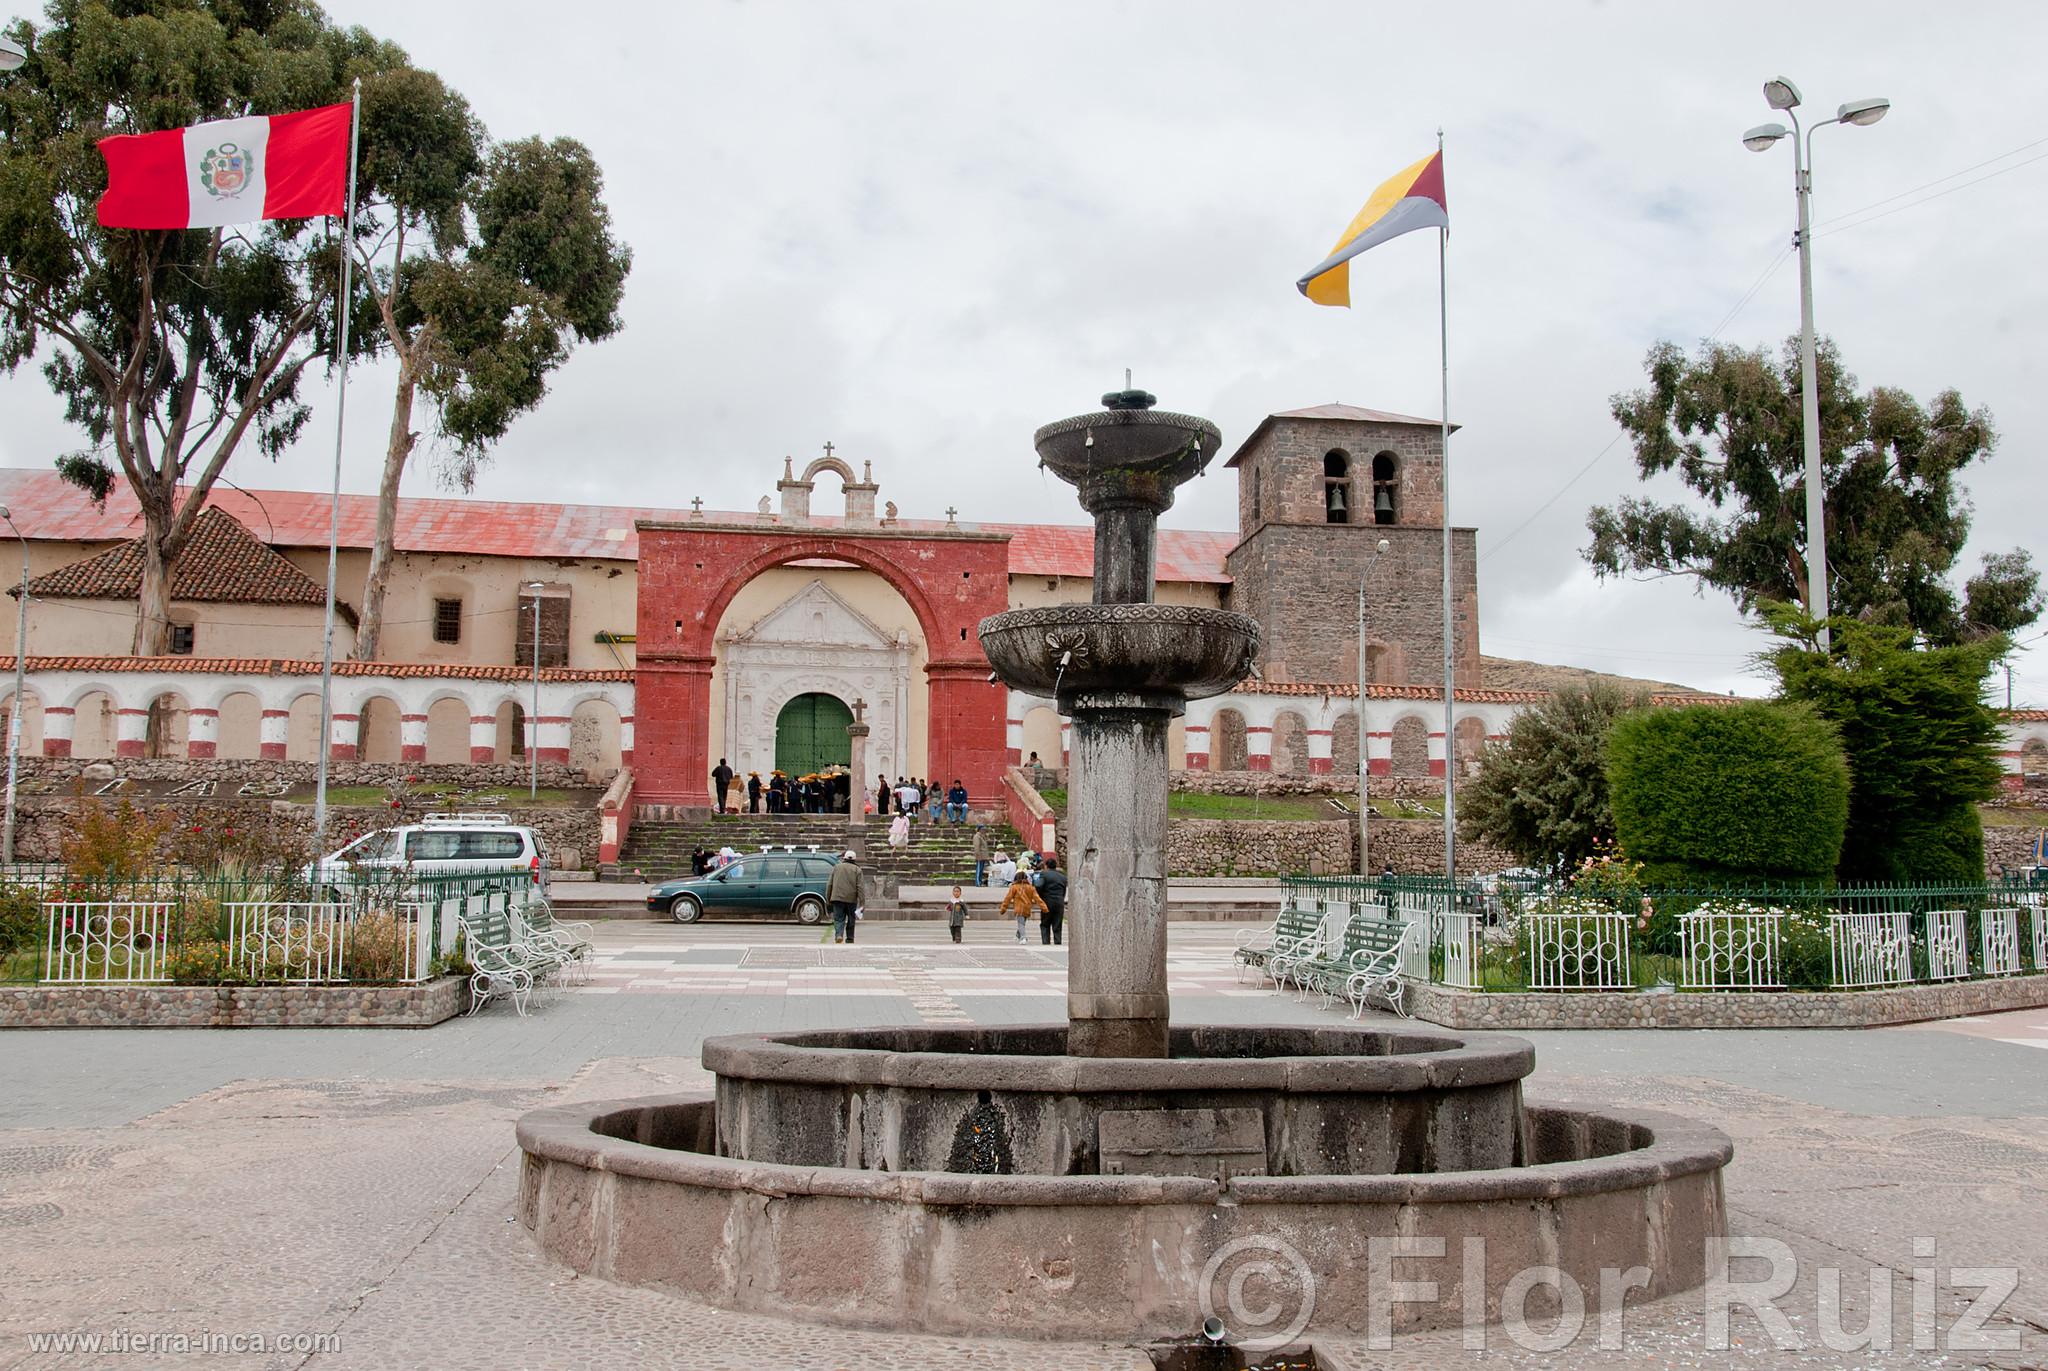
[[1222, 403, 1479, 688]]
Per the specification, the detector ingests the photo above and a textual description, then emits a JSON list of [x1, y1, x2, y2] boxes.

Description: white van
[[308, 813, 551, 892]]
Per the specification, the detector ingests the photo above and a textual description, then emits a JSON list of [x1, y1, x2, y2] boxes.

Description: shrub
[[60, 797, 173, 882], [1607, 700, 1849, 883], [167, 939, 236, 985], [1765, 608, 2006, 881], [0, 883, 42, 956], [1459, 682, 1643, 871]]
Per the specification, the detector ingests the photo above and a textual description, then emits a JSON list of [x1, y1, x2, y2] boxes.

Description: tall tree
[[347, 74, 629, 660], [1763, 604, 2006, 884], [1587, 338, 2040, 646], [1458, 681, 1641, 872], [0, 1, 369, 653]]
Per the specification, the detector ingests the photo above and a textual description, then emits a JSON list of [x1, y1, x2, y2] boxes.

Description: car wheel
[[792, 895, 825, 925], [671, 895, 703, 925]]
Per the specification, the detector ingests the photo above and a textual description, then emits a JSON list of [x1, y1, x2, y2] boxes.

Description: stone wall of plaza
[[1225, 522, 1481, 688], [1161, 817, 1516, 878], [1408, 973, 2048, 1031]]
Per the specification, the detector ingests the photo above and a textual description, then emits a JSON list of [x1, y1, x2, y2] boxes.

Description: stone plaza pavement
[[1, 919, 2045, 1369]]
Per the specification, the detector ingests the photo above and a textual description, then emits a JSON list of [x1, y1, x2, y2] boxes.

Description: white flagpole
[[313, 78, 362, 853], [1437, 128, 1456, 886]]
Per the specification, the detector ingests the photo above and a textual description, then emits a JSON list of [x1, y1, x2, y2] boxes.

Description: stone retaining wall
[[1984, 824, 2046, 876], [1167, 771, 1451, 799], [14, 756, 602, 789], [10, 796, 601, 870], [1162, 816, 1518, 877], [1407, 972, 2048, 1030], [0, 975, 467, 1028]]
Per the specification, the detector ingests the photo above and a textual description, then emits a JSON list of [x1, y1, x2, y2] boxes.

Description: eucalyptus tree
[[348, 70, 630, 659], [1587, 338, 2039, 646]]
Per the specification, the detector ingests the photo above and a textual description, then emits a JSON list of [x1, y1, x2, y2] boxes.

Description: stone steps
[[620, 816, 1021, 884]]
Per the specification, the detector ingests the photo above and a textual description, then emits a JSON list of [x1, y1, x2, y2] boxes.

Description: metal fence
[[1278, 874, 2048, 996], [13, 867, 532, 986]]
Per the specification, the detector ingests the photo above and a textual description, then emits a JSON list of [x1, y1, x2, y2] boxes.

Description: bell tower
[[1222, 404, 1478, 687]]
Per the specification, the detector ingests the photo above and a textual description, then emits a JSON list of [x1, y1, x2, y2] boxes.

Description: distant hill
[[1479, 655, 1707, 697]]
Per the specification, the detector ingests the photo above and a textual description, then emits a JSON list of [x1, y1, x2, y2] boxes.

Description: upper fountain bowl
[[978, 604, 1261, 703], [1032, 390, 1223, 497]]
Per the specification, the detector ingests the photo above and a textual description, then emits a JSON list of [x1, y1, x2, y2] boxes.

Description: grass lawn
[[290, 784, 587, 808], [1038, 788, 1412, 823], [1980, 805, 2048, 828]]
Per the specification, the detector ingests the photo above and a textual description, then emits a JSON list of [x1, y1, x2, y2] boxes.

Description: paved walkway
[[1, 919, 2045, 1368]]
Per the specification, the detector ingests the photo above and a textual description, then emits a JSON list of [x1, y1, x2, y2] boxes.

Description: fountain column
[[980, 389, 1259, 1058]]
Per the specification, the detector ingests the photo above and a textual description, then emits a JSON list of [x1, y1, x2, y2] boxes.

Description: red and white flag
[[96, 103, 351, 230]]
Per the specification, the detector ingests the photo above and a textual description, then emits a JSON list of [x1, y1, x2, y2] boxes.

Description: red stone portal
[[633, 523, 1012, 806]]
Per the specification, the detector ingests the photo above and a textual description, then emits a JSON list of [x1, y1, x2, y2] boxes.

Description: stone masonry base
[[1407, 972, 2048, 1030], [0, 975, 468, 1028]]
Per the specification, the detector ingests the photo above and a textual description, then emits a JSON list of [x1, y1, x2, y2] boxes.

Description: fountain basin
[[1033, 406, 1224, 492], [517, 1091, 1730, 1342], [979, 605, 1261, 702]]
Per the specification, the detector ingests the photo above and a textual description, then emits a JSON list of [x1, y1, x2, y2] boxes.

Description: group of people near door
[[710, 760, 852, 815]]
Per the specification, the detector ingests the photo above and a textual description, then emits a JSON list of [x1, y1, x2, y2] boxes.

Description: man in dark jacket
[[827, 851, 862, 944], [711, 758, 735, 813], [1036, 855, 1068, 946]]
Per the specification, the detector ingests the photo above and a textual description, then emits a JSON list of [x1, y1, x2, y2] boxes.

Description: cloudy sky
[[3, 0, 2043, 699]]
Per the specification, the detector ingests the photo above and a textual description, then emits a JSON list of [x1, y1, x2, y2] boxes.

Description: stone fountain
[[977, 387, 1262, 1057], [514, 393, 1731, 1352]]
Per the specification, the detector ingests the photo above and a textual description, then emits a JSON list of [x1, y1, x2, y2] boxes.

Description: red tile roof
[[1236, 681, 1744, 706], [0, 654, 630, 683], [24, 506, 327, 607], [0, 469, 1237, 585], [1224, 403, 1461, 468]]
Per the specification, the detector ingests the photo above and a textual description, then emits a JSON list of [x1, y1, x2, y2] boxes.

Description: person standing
[[945, 885, 968, 943], [711, 758, 735, 813], [888, 810, 911, 851], [827, 850, 862, 944], [971, 823, 989, 887], [745, 772, 762, 814], [999, 869, 1047, 944], [1036, 855, 1068, 945]]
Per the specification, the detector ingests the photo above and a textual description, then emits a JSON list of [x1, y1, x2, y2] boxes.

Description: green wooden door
[[774, 693, 853, 777]]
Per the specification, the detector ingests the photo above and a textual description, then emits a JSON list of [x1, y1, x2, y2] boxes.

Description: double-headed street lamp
[[1741, 77, 1890, 650], [1355, 536, 1390, 875], [0, 37, 26, 71]]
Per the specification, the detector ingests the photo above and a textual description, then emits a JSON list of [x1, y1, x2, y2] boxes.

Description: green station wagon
[[646, 852, 841, 924]]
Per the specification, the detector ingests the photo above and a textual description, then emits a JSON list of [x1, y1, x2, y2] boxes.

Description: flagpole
[[313, 78, 361, 854], [1437, 128, 1456, 888]]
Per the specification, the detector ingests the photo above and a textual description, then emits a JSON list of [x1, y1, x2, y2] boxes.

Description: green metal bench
[[1234, 896, 1318, 984], [1343, 915, 1416, 1018], [1271, 907, 1354, 1000]]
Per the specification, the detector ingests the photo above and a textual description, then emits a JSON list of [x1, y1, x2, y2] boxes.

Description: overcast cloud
[[2, 0, 2042, 699]]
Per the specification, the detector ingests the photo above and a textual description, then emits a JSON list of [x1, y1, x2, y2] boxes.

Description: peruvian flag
[[96, 103, 351, 230]]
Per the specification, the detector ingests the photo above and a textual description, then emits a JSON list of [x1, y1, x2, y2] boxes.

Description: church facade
[[7, 403, 2035, 794]]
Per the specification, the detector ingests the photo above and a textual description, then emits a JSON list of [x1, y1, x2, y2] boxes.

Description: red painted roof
[[0, 469, 1236, 585], [1237, 681, 1742, 706], [24, 506, 327, 606]]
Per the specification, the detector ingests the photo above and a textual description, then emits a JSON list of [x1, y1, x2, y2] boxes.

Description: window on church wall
[[433, 598, 463, 644], [1372, 452, 1399, 525], [1248, 467, 1261, 525], [1323, 451, 1351, 524], [516, 593, 571, 669]]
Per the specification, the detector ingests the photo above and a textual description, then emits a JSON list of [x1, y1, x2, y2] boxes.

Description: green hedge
[[1607, 701, 1849, 883]]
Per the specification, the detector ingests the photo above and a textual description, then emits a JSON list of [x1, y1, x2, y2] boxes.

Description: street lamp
[[1355, 537, 1390, 875], [0, 37, 26, 71], [0, 505, 25, 866], [1743, 75, 1890, 650], [525, 582, 544, 800]]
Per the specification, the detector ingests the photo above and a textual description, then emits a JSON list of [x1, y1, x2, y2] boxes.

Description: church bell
[[1374, 486, 1394, 519], [1325, 484, 1347, 517]]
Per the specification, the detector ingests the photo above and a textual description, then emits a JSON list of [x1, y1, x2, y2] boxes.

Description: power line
[[1818, 149, 2048, 238], [1812, 136, 2048, 230]]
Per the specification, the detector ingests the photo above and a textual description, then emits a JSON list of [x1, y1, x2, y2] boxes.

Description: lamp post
[[0, 37, 26, 71], [0, 506, 26, 866], [1742, 77, 1890, 650], [1355, 537, 1390, 875], [525, 582, 544, 800]]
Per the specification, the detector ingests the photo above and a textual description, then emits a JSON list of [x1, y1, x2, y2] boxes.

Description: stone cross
[[851, 698, 866, 724], [822, 440, 835, 461], [690, 497, 702, 513], [945, 506, 958, 527]]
